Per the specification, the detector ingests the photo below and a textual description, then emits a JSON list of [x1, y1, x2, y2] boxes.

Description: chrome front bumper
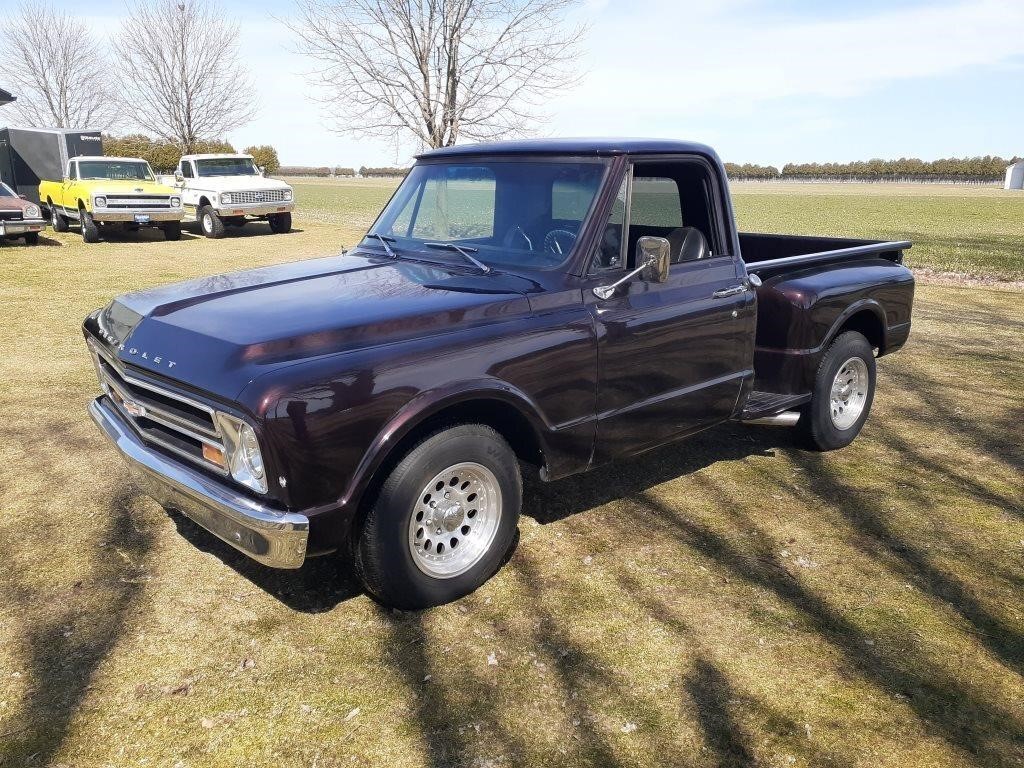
[[215, 202, 294, 217], [0, 218, 46, 235], [92, 209, 183, 223], [89, 396, 308, 568]]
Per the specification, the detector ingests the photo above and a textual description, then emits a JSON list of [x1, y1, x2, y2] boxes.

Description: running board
[[743, 411, 801, 427], [737, 391, 810, 422]]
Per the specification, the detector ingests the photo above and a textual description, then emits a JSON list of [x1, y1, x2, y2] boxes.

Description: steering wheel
[[502, 224, 535, 251], [543, 229, 577, 256]]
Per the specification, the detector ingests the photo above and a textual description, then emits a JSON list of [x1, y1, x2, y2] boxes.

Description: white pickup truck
[[163, 154, 294, 238]]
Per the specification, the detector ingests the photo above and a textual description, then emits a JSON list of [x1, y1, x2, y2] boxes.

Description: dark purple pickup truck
[[85, 139, 914, 608]]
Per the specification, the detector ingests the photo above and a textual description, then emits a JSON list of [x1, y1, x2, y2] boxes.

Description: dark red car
[[0, 180, 46, 244]]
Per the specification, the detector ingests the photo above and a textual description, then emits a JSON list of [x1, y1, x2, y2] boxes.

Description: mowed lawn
[[0, 181, 1021, 768]]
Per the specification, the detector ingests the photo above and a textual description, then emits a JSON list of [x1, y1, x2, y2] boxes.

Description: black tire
[[199, 205, 225, 238], [23, 232, 40, 245], [268, 212, 292, 234], [162, 222, 182, 241], [80, 209, 100, 243], [356, 424, 522, 609], [799, 331, 876, 451], [49, 201, 68, 233]]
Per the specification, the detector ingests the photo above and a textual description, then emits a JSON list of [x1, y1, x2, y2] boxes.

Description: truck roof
[[71, 155, 150, 162], [417, 137, 719, 159], [180, 154, 253, 160]]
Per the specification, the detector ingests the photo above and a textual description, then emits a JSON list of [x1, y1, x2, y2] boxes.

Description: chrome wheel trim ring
[[408, 462, 502, 579], [203, 213, 212, 233], [829, 356, 869, 430]]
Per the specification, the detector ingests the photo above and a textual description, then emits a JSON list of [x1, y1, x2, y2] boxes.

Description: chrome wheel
[[830, 357, 869, 429], [408, 462, 502, 579], [203, 213, 212, 233]]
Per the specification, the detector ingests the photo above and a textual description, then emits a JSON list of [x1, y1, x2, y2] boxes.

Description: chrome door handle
[[712, 284, 747, 299]]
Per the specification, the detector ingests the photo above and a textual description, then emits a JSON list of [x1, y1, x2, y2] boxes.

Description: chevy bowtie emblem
[[122, 399, 147, 418], [255, 192, 264, 200], [134, 187, 144, 193]]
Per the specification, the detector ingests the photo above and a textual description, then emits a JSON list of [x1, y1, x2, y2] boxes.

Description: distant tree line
[[359, 166, 408, 177], [278, 166, 357, 177], [726, 156, 1023, 182], [103, 134, 281, 173]]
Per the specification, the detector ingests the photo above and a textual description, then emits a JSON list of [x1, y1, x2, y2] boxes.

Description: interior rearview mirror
[[637, 236, 671, 283]]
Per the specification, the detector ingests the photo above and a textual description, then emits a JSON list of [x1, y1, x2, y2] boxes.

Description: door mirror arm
[[593, 236, 671, 300]]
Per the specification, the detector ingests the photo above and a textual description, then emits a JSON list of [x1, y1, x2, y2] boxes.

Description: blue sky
[[40, 0, 1024, 166]]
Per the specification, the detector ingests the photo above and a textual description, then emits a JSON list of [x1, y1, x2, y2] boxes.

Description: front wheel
[[355, 424, 522, 609], [80, 210, 100, 243], [199, 205, 225, 238], [799, 331, 876, 451], [268, 212, 291, 234]]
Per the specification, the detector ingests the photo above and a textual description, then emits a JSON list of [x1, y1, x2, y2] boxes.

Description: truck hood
[[184, 176, 292, 193], [86, 179, 178, 196], [85, 252, 535, 403]]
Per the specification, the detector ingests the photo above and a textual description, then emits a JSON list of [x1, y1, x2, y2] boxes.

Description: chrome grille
[[104, 196, 175, 210], [88, 340, 227, 474], [228, 190, 287, 205]]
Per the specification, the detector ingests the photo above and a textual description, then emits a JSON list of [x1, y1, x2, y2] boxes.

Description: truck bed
[[739, 232, 910, 273]]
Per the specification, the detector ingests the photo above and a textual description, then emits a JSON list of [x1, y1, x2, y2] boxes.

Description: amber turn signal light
[[202, 444, 226, 467]]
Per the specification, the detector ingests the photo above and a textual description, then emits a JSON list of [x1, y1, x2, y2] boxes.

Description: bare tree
[[288, 0, 585, 149], [0, 2, 119, 129], [114, 0, 257, 152]]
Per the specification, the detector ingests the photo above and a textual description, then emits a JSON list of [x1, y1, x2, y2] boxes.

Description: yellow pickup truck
[[40, 156, 184, 243]]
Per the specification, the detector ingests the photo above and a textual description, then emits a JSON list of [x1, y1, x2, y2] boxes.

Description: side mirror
[[593, 236, 671, 300], [18, 194, 27, 200], [637, 236, 670, 283], [174, 171, 184, 183], [258, 165, 266, 176]]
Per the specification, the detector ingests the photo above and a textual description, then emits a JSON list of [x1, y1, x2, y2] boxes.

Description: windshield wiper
[[424, 242, 491, 274], [367, 232, 399, 260]]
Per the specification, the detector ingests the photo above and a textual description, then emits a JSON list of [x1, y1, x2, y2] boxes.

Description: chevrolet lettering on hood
[[95, 327, 176, 368]]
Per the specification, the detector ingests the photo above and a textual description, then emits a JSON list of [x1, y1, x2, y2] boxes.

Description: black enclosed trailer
[[0, 127, 103, 203]]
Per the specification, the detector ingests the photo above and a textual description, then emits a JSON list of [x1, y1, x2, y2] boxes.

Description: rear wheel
[[49, 201, 68, 233], [355, 424, 521, 609], [80, 209, 100, 243], [799, 331, 876, 451], [268, 212, 291, 234], [23, 232, 39, 245], [199, 205, 225, 238]]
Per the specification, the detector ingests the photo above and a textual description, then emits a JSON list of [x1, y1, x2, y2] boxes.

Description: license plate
[[134, 214, 151, 223]]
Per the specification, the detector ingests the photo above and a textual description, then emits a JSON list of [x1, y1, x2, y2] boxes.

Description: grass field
[[0, 182, 1021, 767]]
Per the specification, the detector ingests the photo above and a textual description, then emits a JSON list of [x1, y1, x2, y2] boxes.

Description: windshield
[[196, 157, 259, 177], [78, 161, 155, 182], [364, 159, 609, 270], [0, 182, 15, 197]]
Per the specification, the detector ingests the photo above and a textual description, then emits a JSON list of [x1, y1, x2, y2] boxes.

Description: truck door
[[585, 158, 756, 463]]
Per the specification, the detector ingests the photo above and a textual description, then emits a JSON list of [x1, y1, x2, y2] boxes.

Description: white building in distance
[[1005, 161, 1024, 190]]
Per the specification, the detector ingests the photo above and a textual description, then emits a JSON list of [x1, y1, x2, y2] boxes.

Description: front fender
[[337, 378, 554, 510]]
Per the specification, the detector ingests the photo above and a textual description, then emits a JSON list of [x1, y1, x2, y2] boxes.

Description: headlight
[[25, 204, 40, 219], [216, 413, 268, 494], [220, 193, 232, 205], [94, 196, 107, 208], [283, 189, 292, 201], [170, 196, 181, 207]]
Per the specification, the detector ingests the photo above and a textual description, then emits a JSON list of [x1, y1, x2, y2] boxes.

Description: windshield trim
[[0, 181, 15, 197], [361, 155, 612, 273]]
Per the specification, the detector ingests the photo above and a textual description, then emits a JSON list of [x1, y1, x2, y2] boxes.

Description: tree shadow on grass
[[0, 486, 155, 767]]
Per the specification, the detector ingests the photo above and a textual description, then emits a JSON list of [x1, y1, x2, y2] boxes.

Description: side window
[[627, 162, 719, 264], [67, 162, 76, 180], [181, 162, 193, 179], [589, 176, 627, 274], [630, 177, 682, 228]]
